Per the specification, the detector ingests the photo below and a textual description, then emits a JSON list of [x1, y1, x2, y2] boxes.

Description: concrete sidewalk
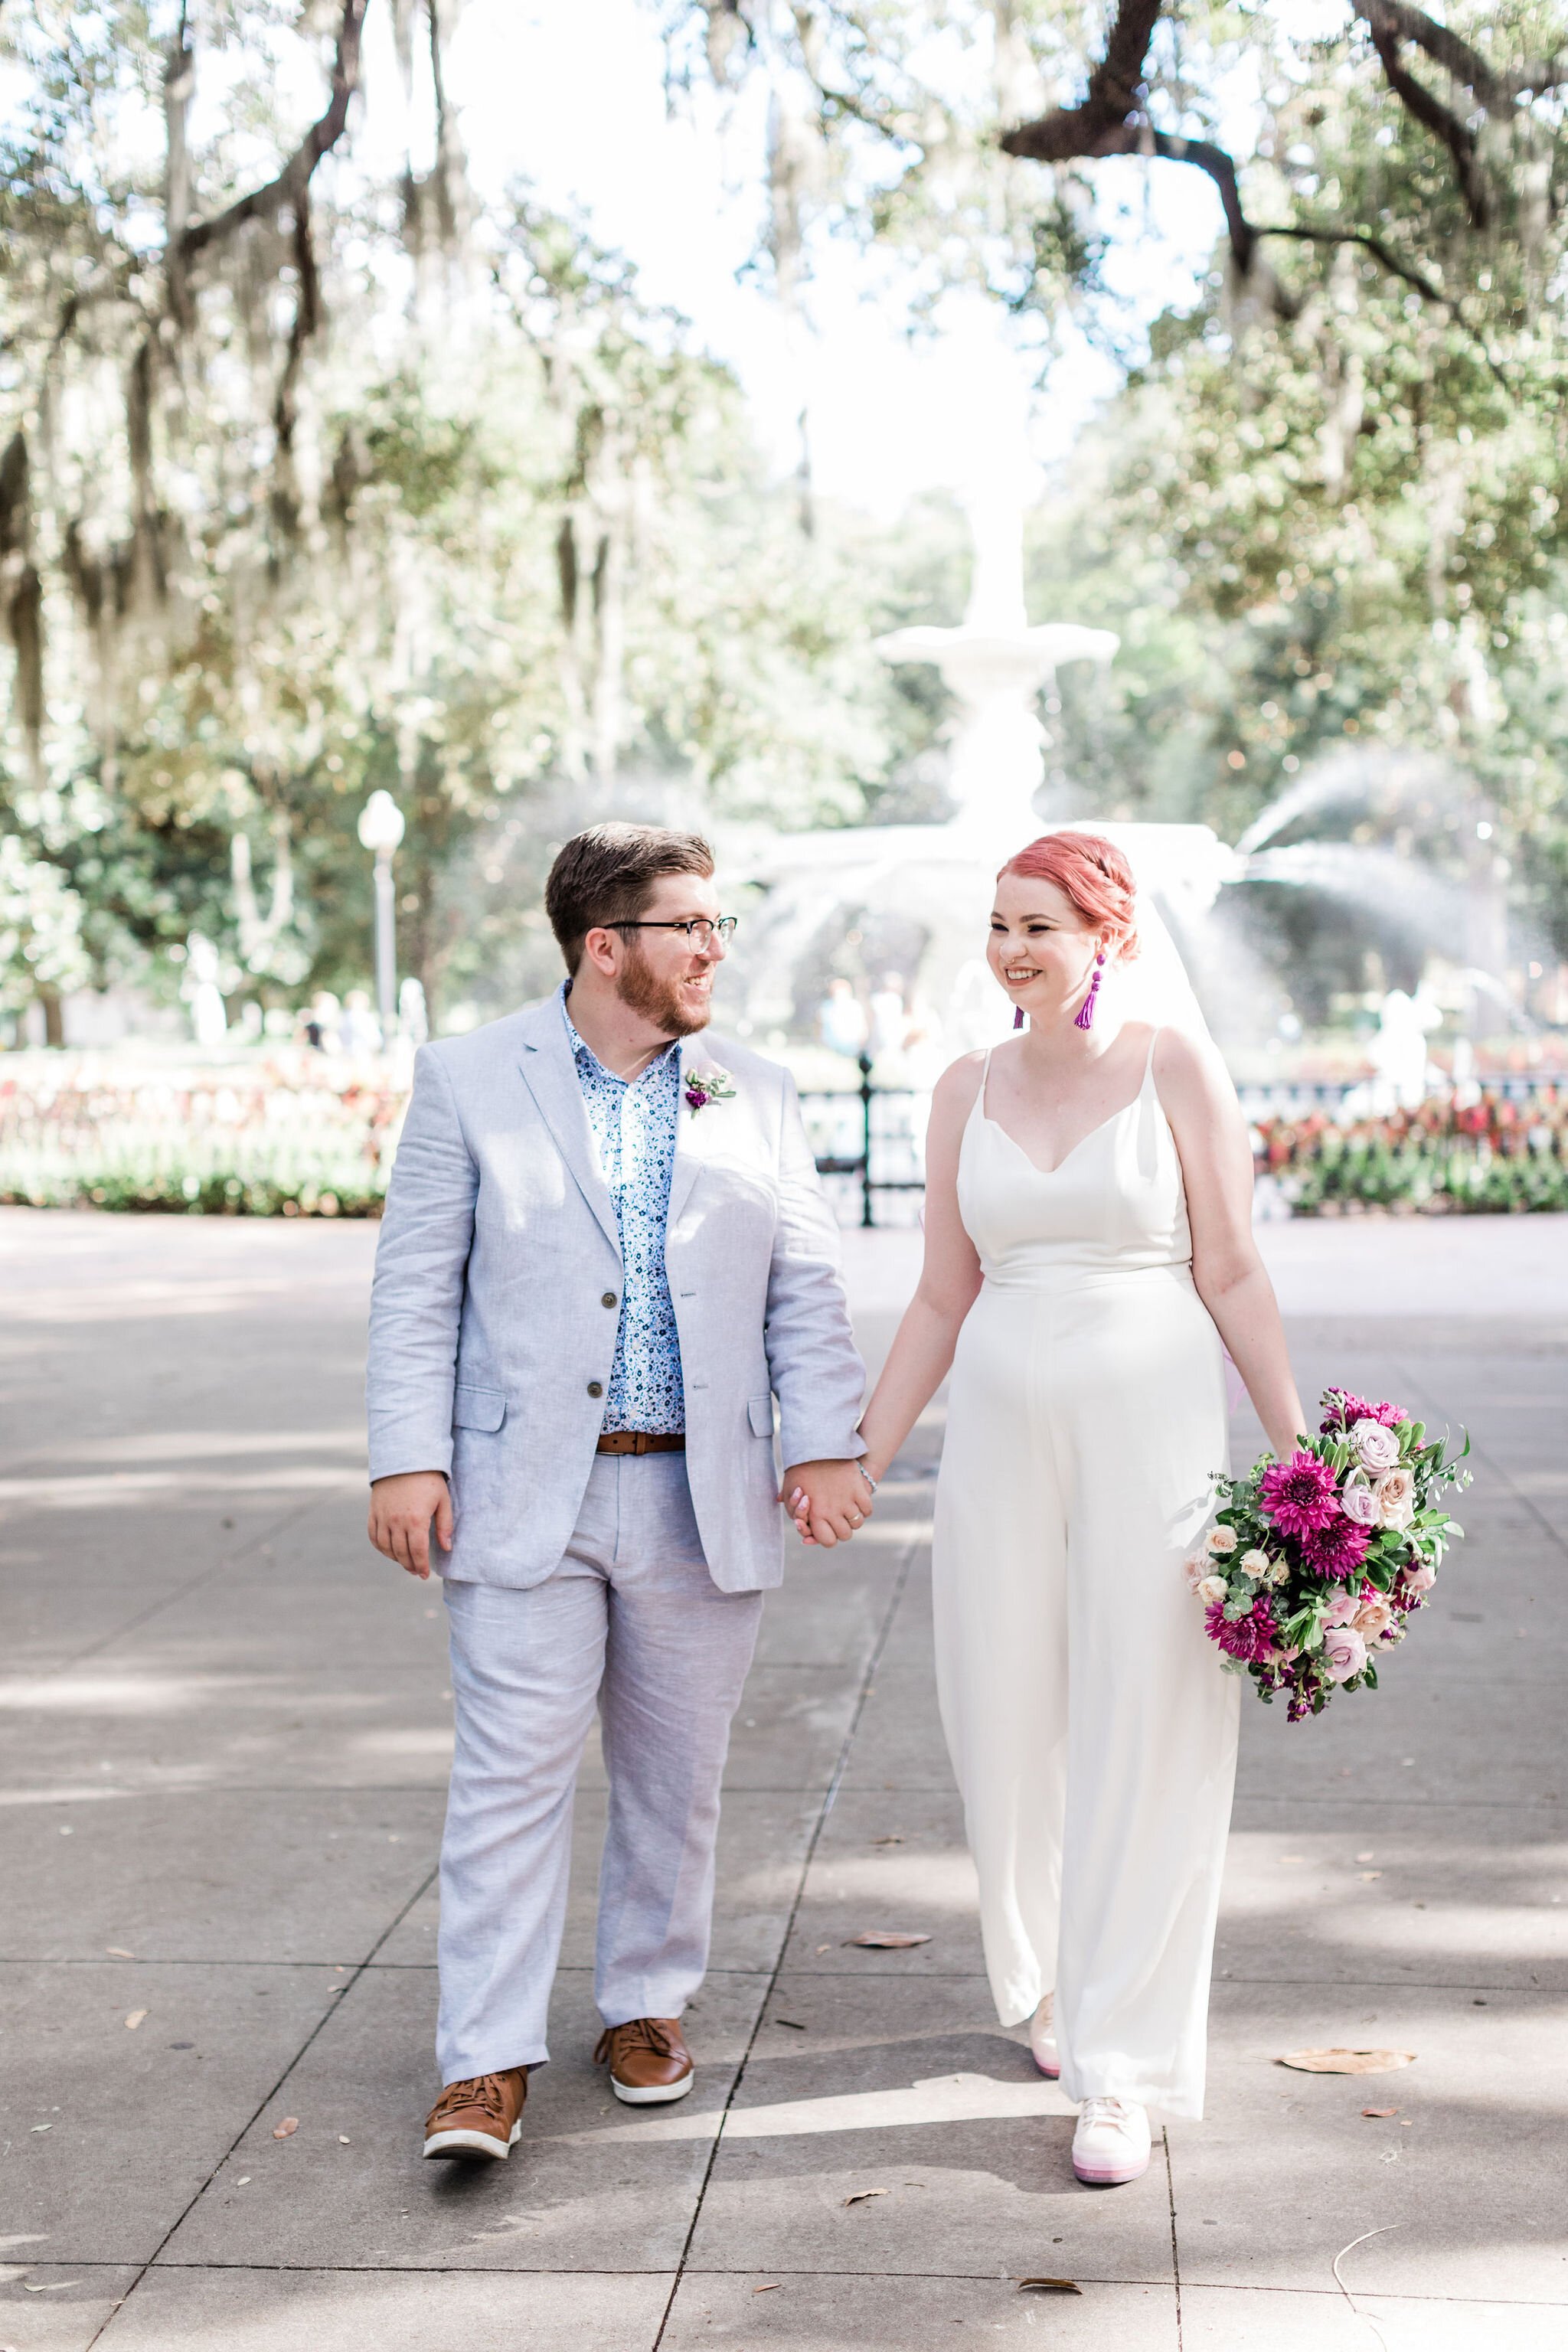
[[1, 1207, 1564, 2350]]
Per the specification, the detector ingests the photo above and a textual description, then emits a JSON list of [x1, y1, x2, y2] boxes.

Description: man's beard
[[616, 942, 712, 1038]]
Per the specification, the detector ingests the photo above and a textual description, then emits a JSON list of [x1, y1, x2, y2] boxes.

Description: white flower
[[1197, 1574, 1230, 1606], [1266, 1559, 1292, 1587], [1240, 1549, 1271, 1576], [1206, 1526, 1238, 1556], [1351, 1418, 1401, 1473], [1373, 1465, 1416, 1530], [1340, 1474, 1380, 1527]]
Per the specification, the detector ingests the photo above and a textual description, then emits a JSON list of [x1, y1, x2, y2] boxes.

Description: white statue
[[1369, 987, 1442, 1110], [183, 933, 228, 1047]]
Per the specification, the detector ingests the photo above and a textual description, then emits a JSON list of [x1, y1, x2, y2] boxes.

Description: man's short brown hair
[[544, 823, 715, 975]]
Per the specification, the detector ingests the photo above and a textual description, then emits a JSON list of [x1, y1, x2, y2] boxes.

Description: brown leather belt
[[596, 1429, 686, 1455]]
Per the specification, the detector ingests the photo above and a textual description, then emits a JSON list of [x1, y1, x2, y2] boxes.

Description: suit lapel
[[517, 997, 622, 1259], [667, 1035, 726, 1229]]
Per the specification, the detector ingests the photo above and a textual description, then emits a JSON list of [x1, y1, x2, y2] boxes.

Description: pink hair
[[997, 830, 1140, 962]]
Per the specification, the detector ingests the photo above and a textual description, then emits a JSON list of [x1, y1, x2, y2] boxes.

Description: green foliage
[[0, 12, 956, 1027]]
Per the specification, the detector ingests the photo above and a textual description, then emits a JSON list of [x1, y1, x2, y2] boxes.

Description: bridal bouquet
[[1189, 1390, 1469, 1721]]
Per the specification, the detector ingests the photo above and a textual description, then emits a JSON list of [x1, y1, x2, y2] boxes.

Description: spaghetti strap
[[978, 1046, 995, 1122], [1142, 1026, 1161, 1085]]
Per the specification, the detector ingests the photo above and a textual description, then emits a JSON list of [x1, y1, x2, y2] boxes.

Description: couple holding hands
[[366, 818, 1304, 2189]]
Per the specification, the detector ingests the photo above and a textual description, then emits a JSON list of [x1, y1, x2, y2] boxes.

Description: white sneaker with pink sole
[[1028, 1993, 1060, 2079], [1071, 2096, 1151, 2186]]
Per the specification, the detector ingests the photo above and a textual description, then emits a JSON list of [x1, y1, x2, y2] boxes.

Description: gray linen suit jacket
[[365, 993, 867, 1592]]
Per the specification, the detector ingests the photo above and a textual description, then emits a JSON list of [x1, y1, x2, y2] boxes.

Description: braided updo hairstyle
[[997, 831, 1140, 963]]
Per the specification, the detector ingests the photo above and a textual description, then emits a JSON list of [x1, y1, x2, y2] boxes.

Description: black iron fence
[[800, 1054, 923, 1230], [804, 1061, 1568, 1229]]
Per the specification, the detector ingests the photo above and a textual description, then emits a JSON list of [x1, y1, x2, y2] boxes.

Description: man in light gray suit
[[367, 823, 871, 2163]]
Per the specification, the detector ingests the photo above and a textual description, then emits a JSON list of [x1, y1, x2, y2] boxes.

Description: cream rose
[[1340, 1474, 1380, 1527], [1207, 1526, 1238, 1555], [1353, 1596, 1395, 1642], [1351, 1418, 1402, 1473], [1374, 1466, 1416, 1529], [1240, 1548, 1271, 1576], [1197, 1573, 1230, 1606], [1267, 1559, 1292, 1586]]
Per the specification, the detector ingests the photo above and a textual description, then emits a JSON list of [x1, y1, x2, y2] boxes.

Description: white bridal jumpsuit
[[933, 1032, 1239, 2121]]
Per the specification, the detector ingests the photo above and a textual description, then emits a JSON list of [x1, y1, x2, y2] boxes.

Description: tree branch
[[1003, 108, 1260, 276], [1253, 224, 1508, 390], [1000, 2, 1267, 271], [1357, 3, 1568, 113], [1254, 223, 1445, 307], [1363, 12, 1488, 228], [179, 0, 366, 260], [999, 0, 1161, 163]]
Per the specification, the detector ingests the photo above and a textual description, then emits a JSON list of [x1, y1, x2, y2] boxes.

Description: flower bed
[[1253, 1091, 1568, 1215], [0, 1063, 406, 1217]]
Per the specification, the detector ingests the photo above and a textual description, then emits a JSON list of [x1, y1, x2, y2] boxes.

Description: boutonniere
[[683, 1062, 735, 1116]]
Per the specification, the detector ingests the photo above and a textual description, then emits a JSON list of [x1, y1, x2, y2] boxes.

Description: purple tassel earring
[[1074, 950, 1106, 1031], [1013, 1005, 1025, 1030]]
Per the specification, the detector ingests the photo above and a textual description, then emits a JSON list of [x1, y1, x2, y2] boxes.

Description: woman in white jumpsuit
[[850, 833, 1306, 2187]]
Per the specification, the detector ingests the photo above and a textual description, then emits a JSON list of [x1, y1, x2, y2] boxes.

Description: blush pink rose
[[1341, 1475, 1379, 1527], [1403, 1560, 1436, 1594], [1320, 1589, 1362, 1628], [1351, 1419, 1402, 1473], [1353, 1596, 1395, 1642], [1374, 1465, 1416, 1529], [1322, 1624, 1368, 1684]]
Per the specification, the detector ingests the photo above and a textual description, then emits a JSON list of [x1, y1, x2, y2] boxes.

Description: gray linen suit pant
[[436, 1452, 763, 2081]]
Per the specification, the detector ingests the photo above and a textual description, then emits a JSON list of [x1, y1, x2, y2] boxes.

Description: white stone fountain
[[874, 478, 1118, 849], [725, 475, 1237, 1061]]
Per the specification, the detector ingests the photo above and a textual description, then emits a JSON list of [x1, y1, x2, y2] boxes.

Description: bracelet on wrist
[[855, 1461, 878, 1495]]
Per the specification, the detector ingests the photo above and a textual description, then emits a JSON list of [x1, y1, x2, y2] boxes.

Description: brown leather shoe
[[423, 2067, 526, 2160], [593, 2016, 694, 2105]]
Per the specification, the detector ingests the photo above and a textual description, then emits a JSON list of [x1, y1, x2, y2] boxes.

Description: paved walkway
[[1, 1208, 1564, 2350]]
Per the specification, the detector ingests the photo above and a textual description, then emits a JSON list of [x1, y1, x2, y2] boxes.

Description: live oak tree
[[0, 2, 946, 1026], [663, 2, 1568, 966]]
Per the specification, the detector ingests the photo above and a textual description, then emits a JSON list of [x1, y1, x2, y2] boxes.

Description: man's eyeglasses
[[612, 917, 738, 946]]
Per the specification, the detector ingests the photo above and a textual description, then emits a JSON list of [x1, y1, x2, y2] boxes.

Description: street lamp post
[[356, 790, 407, 1041]]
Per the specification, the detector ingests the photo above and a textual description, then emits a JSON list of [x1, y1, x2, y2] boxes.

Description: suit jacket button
[[586, 1380, 603, 1398], [601, 1292, 618, 1308]]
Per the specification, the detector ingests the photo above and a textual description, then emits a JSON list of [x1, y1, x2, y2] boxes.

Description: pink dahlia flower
[[1259, 1451, 1341, 1539], [1300, 1517, 1374, 1580], [1205, 1596, 1279, 1664]]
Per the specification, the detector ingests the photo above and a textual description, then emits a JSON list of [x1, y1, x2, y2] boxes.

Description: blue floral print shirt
[[562, 985, 685, 1433]]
